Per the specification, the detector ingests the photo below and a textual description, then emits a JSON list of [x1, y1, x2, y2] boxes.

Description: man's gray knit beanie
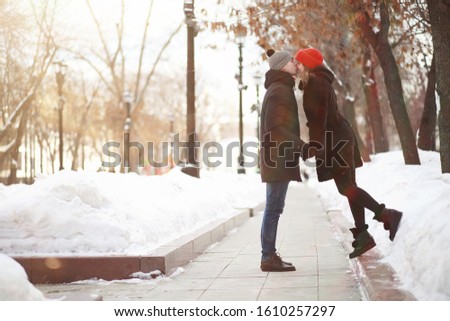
[[267, 49, 292, 70]]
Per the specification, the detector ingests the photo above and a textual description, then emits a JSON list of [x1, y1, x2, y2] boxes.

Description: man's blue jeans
[[261, 181, 290, 261]]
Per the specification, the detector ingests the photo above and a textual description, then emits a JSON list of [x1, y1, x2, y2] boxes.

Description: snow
[[0, 253, 45, 300], [70, 267, 185, 286], [345, 95, 355, 102], [0, 168, 264, 256], [0, 168, 264, 300], [312, 150, 450, 300]]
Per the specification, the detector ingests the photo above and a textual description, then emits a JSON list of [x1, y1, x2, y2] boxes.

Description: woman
[[295, 47, 402, 258]]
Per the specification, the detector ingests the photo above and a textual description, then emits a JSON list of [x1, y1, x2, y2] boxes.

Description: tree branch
[[379, 2, 390, 40], [68, 49, 116, 95], [86, 0, 122, 99], [0, 48, 56, 142], [135, 0, 154, 99], [352, 2, 378, 49], [86, 0, 112, 63], [133, 21, 183, 115]]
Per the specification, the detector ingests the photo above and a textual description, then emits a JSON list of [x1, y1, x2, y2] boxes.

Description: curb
[[325, 209, 416, 301], [14, 202, 265, 284]]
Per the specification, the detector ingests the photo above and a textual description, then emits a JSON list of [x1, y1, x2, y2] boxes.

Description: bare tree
[[362, 43, 389, 153], [418, 54, 436, 151], [350, 1, 420, 164], [59, 0, 184, 171], [0, 0, 57, 183], [427, 0, 450, 172], [80, 0, 182, 113], [66, 76, 100, 170]]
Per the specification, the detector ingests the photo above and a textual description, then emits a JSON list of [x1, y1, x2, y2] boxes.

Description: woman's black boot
[[374, 204, 403, 241], [349, 224, 376, 259]]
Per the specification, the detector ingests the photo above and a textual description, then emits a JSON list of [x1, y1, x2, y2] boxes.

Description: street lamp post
[[123, 91, 132, 173], [169, 114, 175, 169], [251, 71, 262, 173], [236, 28, 247, 174], [183, 0, 199, 178], [53, 61, 67, 171]]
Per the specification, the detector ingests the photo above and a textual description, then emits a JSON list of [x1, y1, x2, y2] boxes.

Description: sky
[[1, 150, 450, 300], [50, 0, 266, 125]]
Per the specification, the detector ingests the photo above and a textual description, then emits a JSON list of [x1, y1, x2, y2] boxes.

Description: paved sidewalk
[[37, 184, 365, 301]]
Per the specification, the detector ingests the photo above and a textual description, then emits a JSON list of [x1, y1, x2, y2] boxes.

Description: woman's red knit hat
[[295, 48, 323, 69]]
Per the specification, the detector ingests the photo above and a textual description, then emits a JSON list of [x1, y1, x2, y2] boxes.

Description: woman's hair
[[299, 65, 311, 86]]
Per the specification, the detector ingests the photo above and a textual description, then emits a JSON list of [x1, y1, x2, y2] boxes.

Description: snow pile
[[0, 168, 264, 256], [70, 267, 185, 286], [313, 150, 450, 300], [0, 254, 45, 300]]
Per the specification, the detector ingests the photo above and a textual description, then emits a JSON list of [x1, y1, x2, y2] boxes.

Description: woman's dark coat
[[259, 70, 305, 183], [301, 65, 363, 182]]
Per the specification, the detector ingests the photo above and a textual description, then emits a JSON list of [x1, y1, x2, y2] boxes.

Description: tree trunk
[[81, 140, 85, 170], [427, 0, 450, 173], [376, 45, 420, 164], [7, 110, 29, 185], [364, 111, 374, 154], [418, 54, 437, 151], [362, 46, 389, 153], [341, 94, 371, 162], [71, 132, 83, 171], [71, 144, 79, 171], [38, 139, 44, 173], [355, 3, 420, 164]]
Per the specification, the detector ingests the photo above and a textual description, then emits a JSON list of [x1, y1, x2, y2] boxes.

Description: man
[[259, 49, 308, 272]]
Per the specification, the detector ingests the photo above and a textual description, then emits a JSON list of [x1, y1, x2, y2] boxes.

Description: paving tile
[[264, 275, 317, 289], [317, 244, 345, 253], [154, 278, 215, 291], [319, 274, 359, 288], [45, 291, 103, 301], [197, 251, 238, 261], [318, 259, 350, 272], [319, 267, 353, 276], [205, 247, 243, 255], [209, 277, 266, 290], [220, 264, 268, 278], [230, 254, 261, 264], [180, 261, 229, 279]]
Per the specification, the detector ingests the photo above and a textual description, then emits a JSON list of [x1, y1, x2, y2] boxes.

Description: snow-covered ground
[[0, 168, 264, 256], [312, 150, 450, 300], [0, 168, 264, 300], [0, 253, 45, 300], [1, 150, 449, 301]]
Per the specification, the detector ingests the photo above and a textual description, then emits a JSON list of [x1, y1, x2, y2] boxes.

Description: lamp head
[[234, 25, 247, 45], [184, 0, 194, 17]]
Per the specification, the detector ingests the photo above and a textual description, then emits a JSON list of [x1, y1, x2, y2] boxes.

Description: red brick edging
[[14, 203, 265, 284]]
